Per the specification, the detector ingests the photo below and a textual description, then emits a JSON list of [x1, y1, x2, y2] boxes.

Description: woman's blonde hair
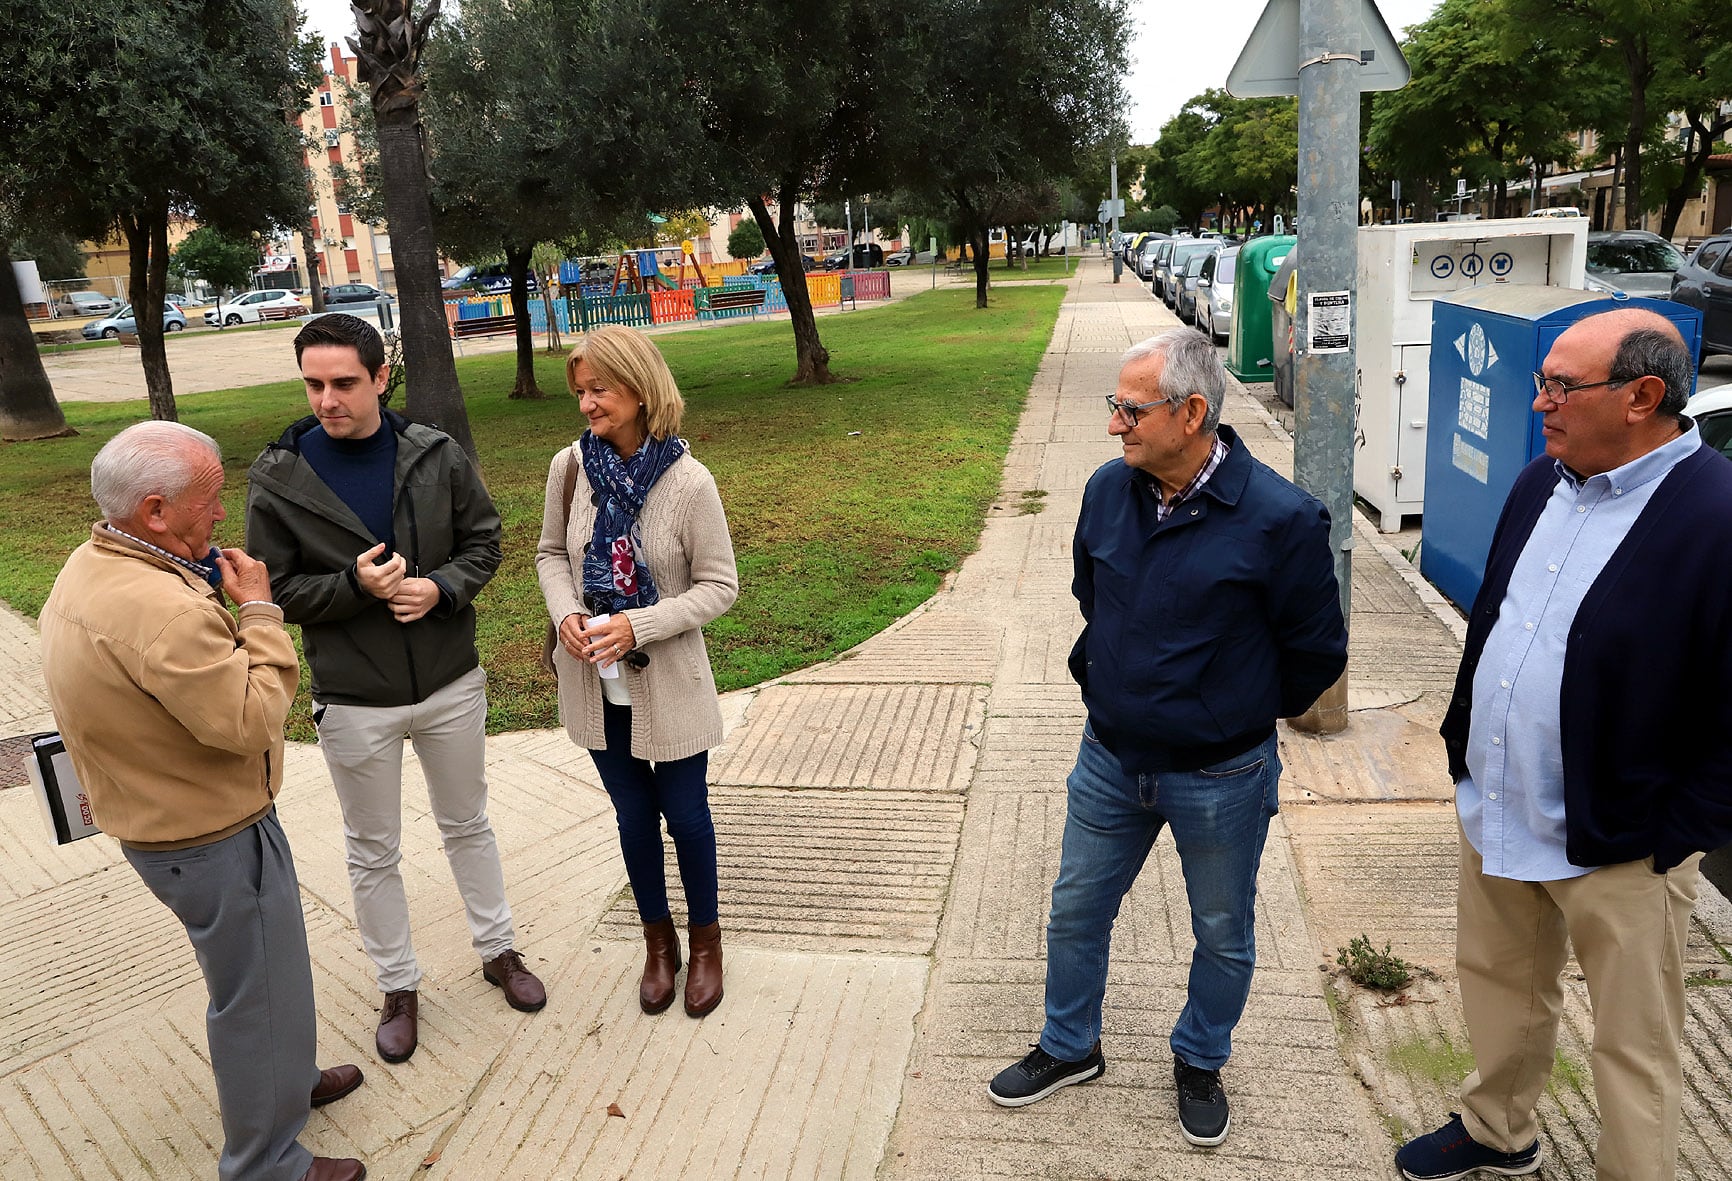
[[565, 325, 685, 440]]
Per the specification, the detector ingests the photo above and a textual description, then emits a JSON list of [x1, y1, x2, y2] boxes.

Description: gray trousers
[[125, 810, 317, 1181]]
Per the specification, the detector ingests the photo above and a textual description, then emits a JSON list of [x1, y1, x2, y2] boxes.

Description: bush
[[1336, 934, 1414, 991]]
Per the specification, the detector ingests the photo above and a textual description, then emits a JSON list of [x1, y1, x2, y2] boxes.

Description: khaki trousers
[[1455, 826, 1700, 1181]]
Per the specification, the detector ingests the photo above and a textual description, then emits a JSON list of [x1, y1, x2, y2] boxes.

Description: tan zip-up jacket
[[37, 525, 298, 850]]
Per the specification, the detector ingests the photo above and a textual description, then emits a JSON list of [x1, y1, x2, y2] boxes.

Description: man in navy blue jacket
[[1397, 308, 1732, 1181], [987, 328, 1347, 1147]]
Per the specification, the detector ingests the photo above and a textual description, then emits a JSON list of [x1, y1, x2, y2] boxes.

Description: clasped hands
[[355, 542, 441, 623], [557, 611, 636, 669]]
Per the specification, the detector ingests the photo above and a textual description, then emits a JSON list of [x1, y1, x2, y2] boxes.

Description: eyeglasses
[[1531, 372, 1634, 404], [1104, 394, 1176, 426]]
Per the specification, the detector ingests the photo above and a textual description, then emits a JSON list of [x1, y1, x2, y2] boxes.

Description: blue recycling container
[[1421, 287, 1703, 611]]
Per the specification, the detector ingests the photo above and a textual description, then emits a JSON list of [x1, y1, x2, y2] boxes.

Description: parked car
[[1526, 206, 1584, 218], [1174, 251, 1211, 324], [1584, 230, 1685, 299], [1669, 234, 1732, 361], [323, 282, 394, 306], [441, 265, 478, 290], [82, 302, 188, 340], [820, 243, 885, 269], [748, 254, 820, 275], [57, 290, 118, 317], [1148, 238, 1178, 298], [885, 247, 915, 266], [1135, 234, 1169, 280], [1196, 246, 1240, 345], [202, 289, 305, 326], [1162, 239, 1217, 309], [1685, 385, 1732, 461]]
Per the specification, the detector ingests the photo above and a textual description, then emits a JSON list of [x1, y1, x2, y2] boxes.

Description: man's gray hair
[[90, 421, 222, 520], [1610, 327, 1694, 419], [1122, 327, 1226, 432]]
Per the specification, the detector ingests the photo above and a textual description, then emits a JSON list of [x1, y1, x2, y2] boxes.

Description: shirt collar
[[99, 523, 217, 583], [1555, 418, 1701, 494]]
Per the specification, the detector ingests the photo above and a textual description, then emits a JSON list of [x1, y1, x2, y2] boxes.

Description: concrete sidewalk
[[4, 254, 1732, 1178]]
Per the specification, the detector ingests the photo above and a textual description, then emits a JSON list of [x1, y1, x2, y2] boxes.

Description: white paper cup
[[589, 613, 620, 679]]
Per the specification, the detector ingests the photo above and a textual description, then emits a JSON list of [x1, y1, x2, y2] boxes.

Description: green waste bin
[[1226, 235, 1295, 382]]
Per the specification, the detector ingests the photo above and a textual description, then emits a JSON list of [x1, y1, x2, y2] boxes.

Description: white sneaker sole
[[985, 1060, 1103, 1108], [1180, 1112, 1230, 1148]]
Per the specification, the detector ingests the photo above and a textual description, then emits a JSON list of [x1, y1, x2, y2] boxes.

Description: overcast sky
[[296, 0, 1442, 145]]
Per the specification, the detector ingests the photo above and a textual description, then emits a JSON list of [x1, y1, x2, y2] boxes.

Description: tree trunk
[[0, 239, 75, 441], [505, 242, 543, 399], [747, 190, 833, 385], [122, 209, 178, 422], [540, 264, 562, 355], [1659, 113, 1727, 241], [375, 113, 475, 459], [1621, 38, 1650, 230], [301, 221, 325, 313]]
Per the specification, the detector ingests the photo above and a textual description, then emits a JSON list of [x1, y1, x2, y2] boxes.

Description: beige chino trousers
[[316, 665, 516, 993], [1455, 826, 1701, 1181]]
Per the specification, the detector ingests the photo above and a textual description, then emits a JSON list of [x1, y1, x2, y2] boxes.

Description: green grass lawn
[[3, 285, 1062, 735], [986, 256, 1083, 281]]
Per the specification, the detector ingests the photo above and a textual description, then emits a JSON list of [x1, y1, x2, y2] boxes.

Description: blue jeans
[[587, 699, 719, 926], [1040, 727, 1280, 1070]]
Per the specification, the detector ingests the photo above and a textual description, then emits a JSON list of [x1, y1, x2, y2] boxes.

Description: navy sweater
[[1069, 426, 1349, 773], [1441, 446, 1732, 872]]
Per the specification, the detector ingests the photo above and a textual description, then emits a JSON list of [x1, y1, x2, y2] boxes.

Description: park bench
[[259, 305, 301, 322], [705, 287, 766, 318], [449, 313, 518, 352]]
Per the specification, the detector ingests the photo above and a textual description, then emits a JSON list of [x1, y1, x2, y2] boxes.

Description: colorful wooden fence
[[649, 289, 698, 324], [849, 270, 890, 300]]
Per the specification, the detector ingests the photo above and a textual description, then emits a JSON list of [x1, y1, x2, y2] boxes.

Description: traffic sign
[[1226, 0, 1410, 98]]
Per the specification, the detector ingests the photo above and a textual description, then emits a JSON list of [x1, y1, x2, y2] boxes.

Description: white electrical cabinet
[[1352, 217, 1587, 531]]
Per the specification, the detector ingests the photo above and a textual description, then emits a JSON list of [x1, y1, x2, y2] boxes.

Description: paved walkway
[[4, 255, 1732, 1178]]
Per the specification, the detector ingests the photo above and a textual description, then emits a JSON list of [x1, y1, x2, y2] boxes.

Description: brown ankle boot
[[640, 918, 682, 1014], [684, 921, 723, 1017]]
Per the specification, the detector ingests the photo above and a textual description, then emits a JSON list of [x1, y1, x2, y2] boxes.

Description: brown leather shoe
[[639, 918, 682, 1014], [375, 990, 417, 1063], [299, 1158, 366, 1181], [309, 1063, 364, 1107], [684, 921, 723, 1017], [483, 949, 547, 1012]]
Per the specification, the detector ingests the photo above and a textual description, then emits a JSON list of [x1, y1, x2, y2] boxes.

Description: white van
[[1527, 206, 1584, 218]]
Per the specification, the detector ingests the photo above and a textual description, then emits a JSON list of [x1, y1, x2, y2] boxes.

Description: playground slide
[[636, 250, 679, 290]]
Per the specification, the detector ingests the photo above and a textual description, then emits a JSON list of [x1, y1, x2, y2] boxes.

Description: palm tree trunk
[[0, 239, 74, 441], [374, 114, 475, 458], [301, 221, 326, 313]]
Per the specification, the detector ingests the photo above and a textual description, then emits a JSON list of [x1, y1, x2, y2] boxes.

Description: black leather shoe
[[310, 1063, 363, 1107]]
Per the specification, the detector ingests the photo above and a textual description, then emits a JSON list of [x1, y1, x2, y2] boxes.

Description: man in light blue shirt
[[1400, 307, 1732, 1181]]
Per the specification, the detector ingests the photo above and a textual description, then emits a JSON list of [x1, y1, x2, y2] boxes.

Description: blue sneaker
[[1396, 1113, 1543, 1181]]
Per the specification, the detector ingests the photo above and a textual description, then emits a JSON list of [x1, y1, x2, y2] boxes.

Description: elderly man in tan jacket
[[38, 421, 365, 1181]]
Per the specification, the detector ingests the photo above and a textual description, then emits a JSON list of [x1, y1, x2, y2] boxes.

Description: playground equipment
[[609, 239, 709, 295]]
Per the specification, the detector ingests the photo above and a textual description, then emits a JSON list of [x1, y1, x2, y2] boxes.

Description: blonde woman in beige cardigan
[[536, 325, 739, 1017]]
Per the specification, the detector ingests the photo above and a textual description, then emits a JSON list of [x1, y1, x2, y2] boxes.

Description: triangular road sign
[[1226, 0, 1410, 98]]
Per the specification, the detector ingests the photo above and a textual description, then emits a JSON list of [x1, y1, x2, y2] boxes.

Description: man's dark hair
[[293, 312, 386, 375], [1610, 326, 1694, 420]]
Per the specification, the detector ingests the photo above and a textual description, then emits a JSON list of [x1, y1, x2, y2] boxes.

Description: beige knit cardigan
[[535, 444, 739, 761]]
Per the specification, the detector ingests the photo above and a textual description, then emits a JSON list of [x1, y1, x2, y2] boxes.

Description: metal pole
[[863, 197, 871, 258], [844, 199, 854, 272], [1289, 0, 1356, 734], [1110, 152, 1122, 283]]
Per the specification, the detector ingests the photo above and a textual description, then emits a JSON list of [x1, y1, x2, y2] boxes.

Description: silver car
[[1196, 246, 1239, 344], [1585, 230, 1685, 299]]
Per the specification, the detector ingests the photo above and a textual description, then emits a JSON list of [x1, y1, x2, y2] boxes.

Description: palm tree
[[347, 0, 475, 459]]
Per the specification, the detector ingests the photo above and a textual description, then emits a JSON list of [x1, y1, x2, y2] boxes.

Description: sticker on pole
[[1307, 291, 1351, 354]]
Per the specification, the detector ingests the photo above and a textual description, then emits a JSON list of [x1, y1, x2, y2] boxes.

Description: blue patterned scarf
[[580, 431, 687, 616]]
